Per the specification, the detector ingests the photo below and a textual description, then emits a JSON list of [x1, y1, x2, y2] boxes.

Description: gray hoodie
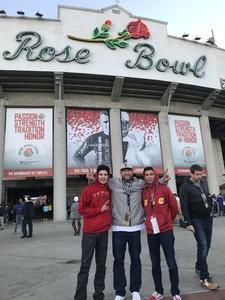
[[108, 177, 145, 227]]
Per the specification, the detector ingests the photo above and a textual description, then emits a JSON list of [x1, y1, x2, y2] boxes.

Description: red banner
[[4, 168, 52, 179]]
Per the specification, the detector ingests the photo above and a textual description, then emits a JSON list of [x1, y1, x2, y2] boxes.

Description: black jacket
[[0, 206, 4, 217], [179, 178, 211, 226], [23, 201, 34, 219]]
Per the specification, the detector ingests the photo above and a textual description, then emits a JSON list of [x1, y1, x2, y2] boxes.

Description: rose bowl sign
[[2, 18, 207, 78]]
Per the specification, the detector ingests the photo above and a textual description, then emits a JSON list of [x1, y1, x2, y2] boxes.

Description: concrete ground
[[0, 217, 225, 300]]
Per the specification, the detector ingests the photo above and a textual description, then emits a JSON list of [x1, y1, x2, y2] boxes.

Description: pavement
[[0, 217, 225, 300]]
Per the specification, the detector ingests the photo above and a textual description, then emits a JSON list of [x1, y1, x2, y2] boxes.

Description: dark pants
[[112, 231, 142, 297], [74, 231, 108, 300], [22, 218, 33, 236], [72, 218, 82, 234], [147, 230, 180, 296], [192, 216, 212, 280]]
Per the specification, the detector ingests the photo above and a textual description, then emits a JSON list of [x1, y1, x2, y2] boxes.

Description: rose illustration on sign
[[182, 147, 197, 164], [24, 147, 34, 157], [67, 18, 150, 50], [127, 19, 150, 39], [18, 144, 39, 165]]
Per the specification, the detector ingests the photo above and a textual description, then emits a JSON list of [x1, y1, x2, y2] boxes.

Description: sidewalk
[[0, 217, 225, 300]]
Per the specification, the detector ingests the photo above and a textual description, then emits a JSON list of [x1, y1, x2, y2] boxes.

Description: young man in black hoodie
[[179, 164, 219, 290]]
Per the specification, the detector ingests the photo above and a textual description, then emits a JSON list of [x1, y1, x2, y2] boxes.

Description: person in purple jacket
[[216, 193, 225, 216]]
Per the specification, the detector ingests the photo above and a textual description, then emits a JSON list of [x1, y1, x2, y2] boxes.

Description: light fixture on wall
[[0, 9, 6, 15], [194, 36, 201, 41], [206, 37, 215, 45], [35, 11, 43, 17], [206, 30, 217, 46], [182, 33, 189, 38], [17, 10, 25, 16]]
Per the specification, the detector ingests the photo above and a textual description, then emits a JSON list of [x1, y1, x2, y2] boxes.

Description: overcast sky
[[1, 0, 225, 48]]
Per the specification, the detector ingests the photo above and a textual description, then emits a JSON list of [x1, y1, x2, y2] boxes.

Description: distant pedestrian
[[42, 202, 49, 222], [3, 205, 9, 225], [0, 203, 4, 230], [209, 194, 218, 217], [48, 202, 53, 219], [70, 196, 81, 236], [216, 193, 225, 216], [14, 198, 24, 233], [21, 195, 34, 238]]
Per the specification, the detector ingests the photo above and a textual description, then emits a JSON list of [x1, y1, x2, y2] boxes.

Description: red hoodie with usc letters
[[78, 179, 111, 233], [142, 170, 178, 234]]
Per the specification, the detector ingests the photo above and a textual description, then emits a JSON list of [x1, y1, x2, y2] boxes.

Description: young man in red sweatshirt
[[142, 167, 181, 300], [74, 165, 111, 300]]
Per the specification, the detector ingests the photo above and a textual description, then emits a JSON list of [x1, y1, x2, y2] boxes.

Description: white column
[[53, 100, 67, 221], [200, 115, 219, 194], [110, 108, 123, 177], [158, 111, 177, 193], [0, 102, 5, 204]]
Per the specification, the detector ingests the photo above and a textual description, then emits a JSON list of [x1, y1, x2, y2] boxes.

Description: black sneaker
[[21, 235, 27, 238]]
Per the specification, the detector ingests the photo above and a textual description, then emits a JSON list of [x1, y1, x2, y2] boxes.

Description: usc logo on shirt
[[158, 197, 164, 204], [144, 199, 148, 207]]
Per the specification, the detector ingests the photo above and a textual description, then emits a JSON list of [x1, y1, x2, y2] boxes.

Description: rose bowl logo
[[38, 113, 45, 120], [23, 147, 34, 157], [182, 147, 197, 164], [68, 18, 150, 50], [18, 144, 39, 165]]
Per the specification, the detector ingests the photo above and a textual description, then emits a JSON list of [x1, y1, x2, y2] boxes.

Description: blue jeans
[[147, 230, 180, 296], [15, 215, 23, 233], [112, 231, 141, 296], [191, 216, 212, 280]]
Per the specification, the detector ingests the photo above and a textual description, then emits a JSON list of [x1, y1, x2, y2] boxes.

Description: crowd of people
[[208, 193, 225, 217], [0, 163, 222, 300], [73, 163, 220, 300], [0, 195, 52, 236]]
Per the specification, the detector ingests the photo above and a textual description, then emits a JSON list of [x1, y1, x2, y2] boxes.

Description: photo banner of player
[[168, 114, 206, 175], [120, 111, 163, 174], [67, 109, 112, 175], [4, 108, 53, 179]]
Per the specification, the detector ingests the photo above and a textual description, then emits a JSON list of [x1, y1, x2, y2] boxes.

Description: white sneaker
[[132, 291, 141, 300], [148, 291, 164, 300], [172, 295, 182, 300], [114, 296, 125, 300]]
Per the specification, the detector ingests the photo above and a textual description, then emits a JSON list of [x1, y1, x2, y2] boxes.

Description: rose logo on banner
[[67, 18, 150, 50], [23, 147, 34, 157], [182, 146, 197, 164], [18, 144, 39, 165]]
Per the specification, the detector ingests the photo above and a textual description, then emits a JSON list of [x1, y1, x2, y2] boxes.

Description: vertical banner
[[4, 108, 53, 178], [121, 111, 162, 173], [67, 109, 111, 175], [168, 114, 206, 174]]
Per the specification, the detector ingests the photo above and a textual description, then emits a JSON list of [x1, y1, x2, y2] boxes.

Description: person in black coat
[[21, 195, 34, 238]]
